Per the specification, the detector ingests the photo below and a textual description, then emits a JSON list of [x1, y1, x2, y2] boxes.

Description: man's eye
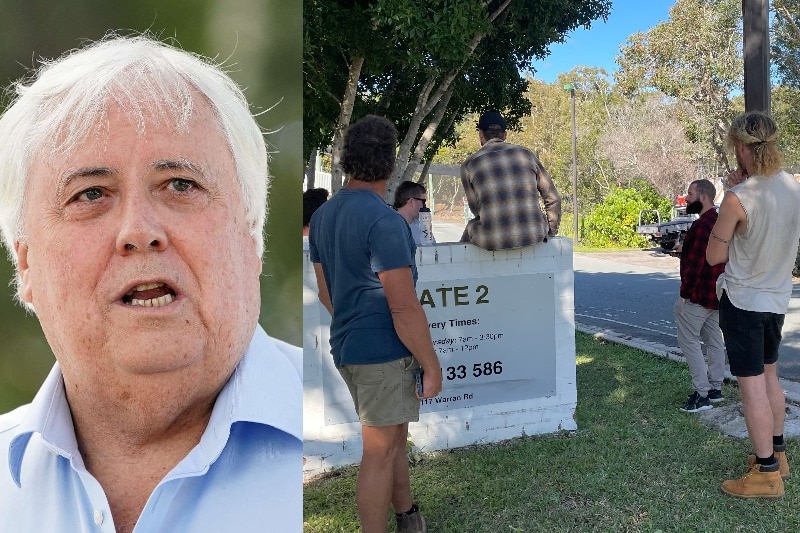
[[169, 178, 195, 192], [75, 187, 104, 202]]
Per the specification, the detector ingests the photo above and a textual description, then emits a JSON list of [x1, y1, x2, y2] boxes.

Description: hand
[[417, 369, 443, 399], [726, 168, 748, 188]]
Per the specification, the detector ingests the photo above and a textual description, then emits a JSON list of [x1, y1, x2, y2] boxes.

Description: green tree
[[304, 0, 613, 200], [600, 92, 705, 201], [773, 0, 800, 88], [773, 85, 800, 170], [615, 0, 741, 173], [554, 68, 624, 208]]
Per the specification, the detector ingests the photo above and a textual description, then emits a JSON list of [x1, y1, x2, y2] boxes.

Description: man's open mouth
[[122, 283, 176, 307]]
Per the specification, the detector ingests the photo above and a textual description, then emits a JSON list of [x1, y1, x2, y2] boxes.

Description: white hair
[[0, 35, 269, 277]]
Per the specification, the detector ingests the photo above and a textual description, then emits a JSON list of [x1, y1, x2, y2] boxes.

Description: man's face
[[410, 194, 427, 220], [685, 184, 704, 215], [735, 143, 745, 170], [16, 98, 262, 397]]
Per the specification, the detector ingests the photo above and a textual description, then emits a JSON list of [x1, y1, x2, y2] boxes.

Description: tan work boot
[[395, 504, 427, 533], [747, 451, 790, 480], [721, 463, 784, 499]]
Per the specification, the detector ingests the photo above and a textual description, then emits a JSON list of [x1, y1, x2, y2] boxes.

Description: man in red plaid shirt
[[674, 179, 727, 412]]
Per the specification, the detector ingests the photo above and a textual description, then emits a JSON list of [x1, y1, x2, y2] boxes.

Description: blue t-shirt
[[309, 188, 417, 366]]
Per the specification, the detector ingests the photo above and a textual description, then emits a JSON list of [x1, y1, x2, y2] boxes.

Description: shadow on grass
[[304, 333, 800, 532]]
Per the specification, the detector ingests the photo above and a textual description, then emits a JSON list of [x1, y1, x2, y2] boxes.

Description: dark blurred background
[[0, 0, 302, 411]]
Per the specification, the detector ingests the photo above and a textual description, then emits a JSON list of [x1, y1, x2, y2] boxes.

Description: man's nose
[[115, 193, 169, 254]]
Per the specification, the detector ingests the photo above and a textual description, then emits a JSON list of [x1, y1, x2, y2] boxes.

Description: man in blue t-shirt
[[309, 115, 443, 533]]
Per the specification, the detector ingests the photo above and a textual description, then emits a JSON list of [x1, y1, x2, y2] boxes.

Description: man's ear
[[14, 241, 33, 305]]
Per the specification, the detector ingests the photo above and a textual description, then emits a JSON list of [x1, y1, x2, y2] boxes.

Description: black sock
[[756, 454, 777, 466], [774, 435, 785, 448], [397, 504, 418, 517]]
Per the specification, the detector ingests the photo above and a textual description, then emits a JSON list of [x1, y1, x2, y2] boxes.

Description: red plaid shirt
[[679, 208, 725, 309]]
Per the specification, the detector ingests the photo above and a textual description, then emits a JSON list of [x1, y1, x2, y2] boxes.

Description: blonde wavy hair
[[726, 111, 783, 176]]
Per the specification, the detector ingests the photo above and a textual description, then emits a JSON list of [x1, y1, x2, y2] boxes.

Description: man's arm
[[537, 164, 562, 236], [377, 267, 443, 399], [707, 192, 746, 266], [313, 263, 333, 315]]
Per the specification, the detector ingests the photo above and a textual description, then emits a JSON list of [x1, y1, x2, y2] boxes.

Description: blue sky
[[530, 0, 677, 83]]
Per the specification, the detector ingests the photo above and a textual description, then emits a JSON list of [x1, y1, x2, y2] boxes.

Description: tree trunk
[[400, 85, 457, 185], [387, 0, 513, 200], [304, 149, 318, 189], [330, 56, 364, 193]]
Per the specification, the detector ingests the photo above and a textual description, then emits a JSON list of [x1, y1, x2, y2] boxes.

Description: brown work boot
[[747, 451, 790, 480], [395, 504, 427, 533], [721, 463, 784, 499]]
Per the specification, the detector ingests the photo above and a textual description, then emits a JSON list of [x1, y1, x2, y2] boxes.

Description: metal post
[[427, 172, 434, 217], [742, 0, 770, 113], [564, 84, 579, 245]]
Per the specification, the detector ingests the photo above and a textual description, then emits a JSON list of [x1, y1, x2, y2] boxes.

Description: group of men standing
[[674, 112, 800, 500], [308, 108, 800, 532], [308, 111, 561, 532]]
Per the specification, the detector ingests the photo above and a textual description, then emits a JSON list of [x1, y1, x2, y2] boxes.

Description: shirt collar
[[6, 324, 302, 486], [699, 208, 717, 220], [177, 325, 302, 479], [6, 363, 76, 486]]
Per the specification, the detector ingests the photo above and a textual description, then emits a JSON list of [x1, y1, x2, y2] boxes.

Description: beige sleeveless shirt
[[717, 170, 800, 313]]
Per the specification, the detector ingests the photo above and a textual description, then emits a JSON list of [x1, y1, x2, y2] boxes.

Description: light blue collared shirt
[[0, 325, 302, 532]]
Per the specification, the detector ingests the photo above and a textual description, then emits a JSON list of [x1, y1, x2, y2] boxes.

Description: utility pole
[[564, 83, 579, 245], [742, 0, 770, 113]]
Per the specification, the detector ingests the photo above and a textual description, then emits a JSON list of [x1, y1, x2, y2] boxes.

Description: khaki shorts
[[338, 356, 421, 426]]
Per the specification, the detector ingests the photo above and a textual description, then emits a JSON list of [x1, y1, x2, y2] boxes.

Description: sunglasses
[[412, 197, 427, 205]]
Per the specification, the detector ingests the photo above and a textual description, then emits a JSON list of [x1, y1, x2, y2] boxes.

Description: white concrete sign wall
[[303, 238, 577, 478]]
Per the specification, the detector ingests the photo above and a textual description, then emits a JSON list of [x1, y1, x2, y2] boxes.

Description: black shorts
[[719, 291, 785, 377]]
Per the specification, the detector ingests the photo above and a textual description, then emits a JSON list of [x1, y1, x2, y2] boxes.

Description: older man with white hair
[[0, 36, 301, 532]]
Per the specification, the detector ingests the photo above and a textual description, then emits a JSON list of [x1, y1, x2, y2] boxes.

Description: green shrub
[[583, 184, 671, 248]]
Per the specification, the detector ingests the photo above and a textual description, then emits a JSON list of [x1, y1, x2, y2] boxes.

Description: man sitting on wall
[[460, 111, 561, 250]]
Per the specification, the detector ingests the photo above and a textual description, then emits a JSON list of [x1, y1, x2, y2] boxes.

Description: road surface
[[576, 250, 800, 382], [430, 219, 800, 382]]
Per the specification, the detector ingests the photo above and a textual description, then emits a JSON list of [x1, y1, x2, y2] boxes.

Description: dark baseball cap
[[477, 111, 506, 131]]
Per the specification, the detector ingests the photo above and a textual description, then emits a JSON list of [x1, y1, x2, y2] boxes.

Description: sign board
[[322, 273, 556, 425], [303, 239, 577, 478]]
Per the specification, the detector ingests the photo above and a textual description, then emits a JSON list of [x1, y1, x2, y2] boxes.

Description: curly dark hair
[[341, 115, 397, 182]]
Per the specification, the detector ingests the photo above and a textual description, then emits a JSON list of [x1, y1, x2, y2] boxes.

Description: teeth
[[130, 282, 163, 293], [129, 293, 175, 307]]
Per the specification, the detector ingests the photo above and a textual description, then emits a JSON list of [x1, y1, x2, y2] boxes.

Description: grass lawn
[[304, 332, 799, 532]]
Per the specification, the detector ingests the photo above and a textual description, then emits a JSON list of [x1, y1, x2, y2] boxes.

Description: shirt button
[[93, 509, 104, 525]]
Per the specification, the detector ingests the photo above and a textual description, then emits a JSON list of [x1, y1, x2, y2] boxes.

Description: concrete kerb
[[576, 322, 800, 439]]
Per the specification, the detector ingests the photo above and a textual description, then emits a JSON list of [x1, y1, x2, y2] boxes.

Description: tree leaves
[[614, 0, 741, 172], [773, 0, 800, 88]]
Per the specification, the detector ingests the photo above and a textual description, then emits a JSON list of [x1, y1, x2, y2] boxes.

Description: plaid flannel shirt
[[460, 139, 561, 250], [679, 208, 725, 309]]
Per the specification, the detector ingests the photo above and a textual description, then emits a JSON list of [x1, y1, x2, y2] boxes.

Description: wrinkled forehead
[[20, 88, 237, 225]]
